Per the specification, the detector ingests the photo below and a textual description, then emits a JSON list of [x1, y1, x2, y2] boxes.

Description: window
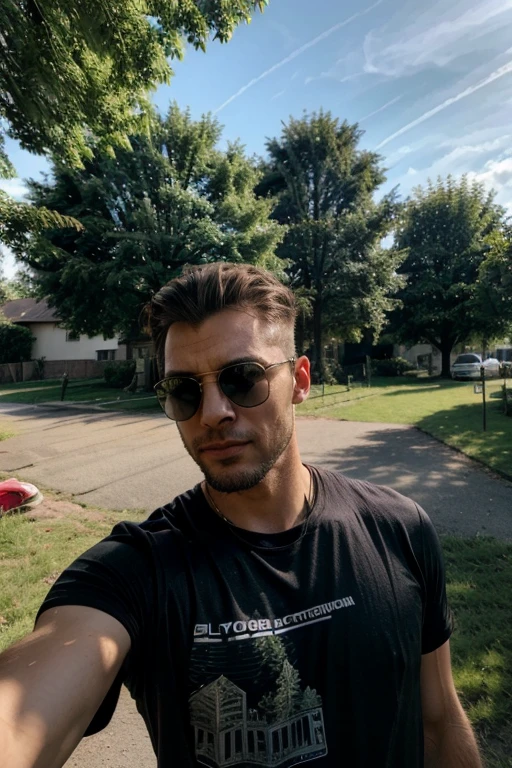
[[66, 330, 80, 342], [97, 350, 116, 361]]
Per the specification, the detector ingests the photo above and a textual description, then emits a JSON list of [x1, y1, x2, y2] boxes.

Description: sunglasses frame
[[154, 358, 296, 422]]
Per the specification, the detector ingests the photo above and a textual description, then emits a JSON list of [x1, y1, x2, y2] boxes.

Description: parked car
[[451, 354, 501, 380]]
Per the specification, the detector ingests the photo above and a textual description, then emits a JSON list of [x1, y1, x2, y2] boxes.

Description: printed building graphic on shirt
[[189, 636, 327, 767]]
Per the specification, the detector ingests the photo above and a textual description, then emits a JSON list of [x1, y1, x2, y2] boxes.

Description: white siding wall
[[28, 323, 121, 361]]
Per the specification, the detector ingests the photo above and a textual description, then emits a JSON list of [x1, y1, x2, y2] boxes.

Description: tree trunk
[[440, 345, 452, 378], [313, 291, 324, 381], [295, 311, 305, 356]]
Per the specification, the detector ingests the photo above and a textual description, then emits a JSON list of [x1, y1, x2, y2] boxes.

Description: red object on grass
[[0, 478, 43, 516]]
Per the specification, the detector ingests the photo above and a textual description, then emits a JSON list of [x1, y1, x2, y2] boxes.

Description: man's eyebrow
[[164, 356, 267, 378]]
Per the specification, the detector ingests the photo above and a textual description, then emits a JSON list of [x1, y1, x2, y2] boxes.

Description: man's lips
[[199, 441, 250, 458]]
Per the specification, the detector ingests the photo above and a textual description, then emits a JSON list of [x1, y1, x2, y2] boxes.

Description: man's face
[[163, 308, 308, 493]]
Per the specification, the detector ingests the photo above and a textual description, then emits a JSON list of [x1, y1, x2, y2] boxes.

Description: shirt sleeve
[[34, 520, 156, 735], [414, 504, 454, 655]]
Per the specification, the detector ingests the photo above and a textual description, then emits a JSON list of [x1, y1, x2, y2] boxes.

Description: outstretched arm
[[421, 640, 483, 768], [0, 605, 130, 768]]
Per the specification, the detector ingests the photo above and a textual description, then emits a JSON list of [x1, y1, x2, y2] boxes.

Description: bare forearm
[[424, 710, 484, 768]]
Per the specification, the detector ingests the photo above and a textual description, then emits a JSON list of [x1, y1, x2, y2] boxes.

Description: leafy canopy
[[0, 315, 34, 363], [258, 111, 404, 371], [11, 104, 283, 338], [0, 0, 267, 170], [391, 176, 508, 374]]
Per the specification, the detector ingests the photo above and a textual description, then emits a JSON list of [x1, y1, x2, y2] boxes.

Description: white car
[[451, 354, 501, 380]]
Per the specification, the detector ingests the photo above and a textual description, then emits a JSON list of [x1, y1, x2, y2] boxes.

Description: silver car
[[451, 353, 501, 380]]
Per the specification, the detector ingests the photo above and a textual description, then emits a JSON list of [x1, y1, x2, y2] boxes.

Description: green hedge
[[0, 321, 34, 363], [103, 360, 136, 388], [371, 357, 417, 377]]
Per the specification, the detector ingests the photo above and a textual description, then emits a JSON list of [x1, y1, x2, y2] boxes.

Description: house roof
[[0, 298, 59, 323]]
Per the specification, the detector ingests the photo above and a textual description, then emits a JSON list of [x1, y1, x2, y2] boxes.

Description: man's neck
[[203, 459, 311, 534]]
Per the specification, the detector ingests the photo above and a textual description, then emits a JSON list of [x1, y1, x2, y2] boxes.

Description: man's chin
[[202, 462, 271, 494]]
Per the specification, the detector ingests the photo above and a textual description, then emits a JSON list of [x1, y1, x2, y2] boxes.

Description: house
[[396, 340, 512, 374], [1, 298, 126, 363]]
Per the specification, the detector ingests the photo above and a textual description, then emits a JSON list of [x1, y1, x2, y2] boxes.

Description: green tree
[[0, 316, 34, 363], [0, 270, 36, 302], [0, 0, 267, 169], [301, 686, 322, 711], [272, 660, 303, 721], [10, 104, 283, 338], [0, 2, 267, 260], [257, 111, 403, 378], [391, 176, 507, 377], [473, 229, 512, 345]]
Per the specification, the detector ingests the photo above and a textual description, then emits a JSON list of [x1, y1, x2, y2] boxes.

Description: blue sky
[[3, 0, 512, 276]]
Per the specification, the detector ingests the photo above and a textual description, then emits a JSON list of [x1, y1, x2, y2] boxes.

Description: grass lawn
[[0, 378, 155, 407], [299, 377, 512, 478], [0, 504, 147, 648], [0, 504, 509, 766]]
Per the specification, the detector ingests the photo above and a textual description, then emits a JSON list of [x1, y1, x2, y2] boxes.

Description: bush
[[0, 319, 34, 363], [371, 357, 417, 377], [104, 360, 136, 388]]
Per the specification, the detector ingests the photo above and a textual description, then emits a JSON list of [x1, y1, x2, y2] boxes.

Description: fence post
[[480, 366, 487, 431], [366, 355, 372, 388], [60, 373, 69, 401]]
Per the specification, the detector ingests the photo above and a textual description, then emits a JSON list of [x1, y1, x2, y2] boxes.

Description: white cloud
[[468, 156, 512, 191], [440, 131, 512, 151], [376, 56, 512, 149], [213, 0, 383, 113], [305, 50, 363, 86], [271, 90, 286, 101], [406, 167, 418, 176], [364, 0, 512, 77], [0, 177, 28, 200], [360, 95, 402, 122], [384, 144, 414, 165]]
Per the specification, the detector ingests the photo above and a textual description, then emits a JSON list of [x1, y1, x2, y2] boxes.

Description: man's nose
[[199, 380, 236, 428]]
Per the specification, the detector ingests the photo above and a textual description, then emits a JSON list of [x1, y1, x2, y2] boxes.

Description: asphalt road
[[0, 402, 511, 768], [0, 402, 511, 539]]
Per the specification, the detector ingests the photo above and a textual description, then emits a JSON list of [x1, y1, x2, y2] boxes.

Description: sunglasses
[[154, 358, 295, 422]]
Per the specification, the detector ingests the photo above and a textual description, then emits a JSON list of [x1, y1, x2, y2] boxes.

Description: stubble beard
[[178, 412, 295, 493]]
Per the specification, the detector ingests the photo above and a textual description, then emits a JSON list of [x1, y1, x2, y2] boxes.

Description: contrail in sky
[[213, 0, 384, 114], [360, 95, 402, 123], [376, 57, 512, 149]]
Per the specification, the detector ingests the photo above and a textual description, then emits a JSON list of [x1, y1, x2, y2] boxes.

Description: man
[[0, 263, 483, 767]]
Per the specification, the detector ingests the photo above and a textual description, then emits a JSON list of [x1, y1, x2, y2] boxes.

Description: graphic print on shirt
[[189, 597, 355, 767]]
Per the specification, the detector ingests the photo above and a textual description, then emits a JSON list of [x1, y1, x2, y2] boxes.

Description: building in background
[[1, 298, 126, 362]]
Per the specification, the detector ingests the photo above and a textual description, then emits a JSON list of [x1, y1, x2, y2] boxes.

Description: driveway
[[0, 403, 511, 767]]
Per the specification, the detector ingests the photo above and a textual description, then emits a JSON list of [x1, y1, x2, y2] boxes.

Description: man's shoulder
[[105, 483, 204, 548], [312, 465, 421, 525]]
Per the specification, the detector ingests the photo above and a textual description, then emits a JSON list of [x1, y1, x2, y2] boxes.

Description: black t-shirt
[[36, 467, 453, 767]]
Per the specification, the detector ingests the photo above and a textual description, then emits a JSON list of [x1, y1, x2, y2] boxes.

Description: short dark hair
[[146, 262, 297, 369]]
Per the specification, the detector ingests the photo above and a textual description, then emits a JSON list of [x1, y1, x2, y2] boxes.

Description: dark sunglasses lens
[[219, 363, 268, 407], [156, 378, 201, 421]]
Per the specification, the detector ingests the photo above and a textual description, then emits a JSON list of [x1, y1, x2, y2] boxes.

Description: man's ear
[[292, 355, 311, 405]]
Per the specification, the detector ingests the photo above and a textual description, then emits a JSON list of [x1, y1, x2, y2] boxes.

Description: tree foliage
[[390, 176, 508, 376], [257, 111, 404, 377], [0, 269, 37, 303], [10, 104, 283, 338], [0, 316, 34, 363], [473, 229, 512, 342], [0, 0, 267, 169]]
